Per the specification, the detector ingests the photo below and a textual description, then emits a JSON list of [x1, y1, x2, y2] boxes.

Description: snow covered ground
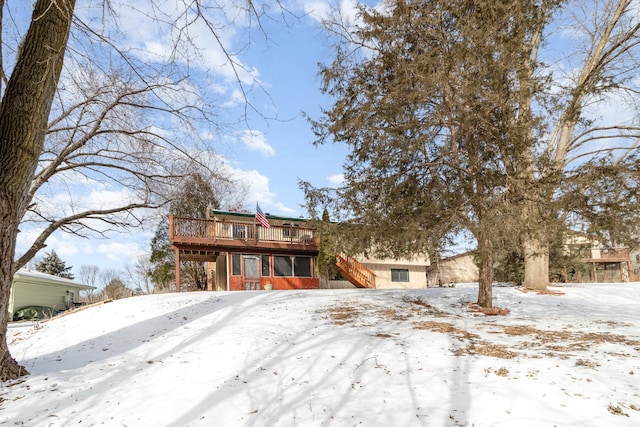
[[2, 283, 639, 426]]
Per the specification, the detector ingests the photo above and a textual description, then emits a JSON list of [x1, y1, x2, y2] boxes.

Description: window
[[233, 223, 254, 239], [274, 256, 293, 276], [282, 223, 299, 238], [273, 255, 312, 277], [294, 256, 312, 277], [261, 255, 271, 277], [391, 268, 409, 282], [231, 254, 241, 275]]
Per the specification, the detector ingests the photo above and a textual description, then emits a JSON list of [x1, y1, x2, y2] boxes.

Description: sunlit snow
[[3, 283, 639, 426]]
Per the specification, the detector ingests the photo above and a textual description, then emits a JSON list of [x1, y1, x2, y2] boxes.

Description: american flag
[[255, 203, 271, 228]]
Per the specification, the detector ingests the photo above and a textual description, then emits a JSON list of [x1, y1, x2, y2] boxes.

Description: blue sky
[[14, 0, 371, 278]]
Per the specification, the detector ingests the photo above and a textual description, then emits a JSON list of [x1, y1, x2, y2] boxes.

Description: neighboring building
[[426, 252, 479, 286], [631, 248, 640, 280], [561, 235, 632, 282], [9, 268, 95, 320]]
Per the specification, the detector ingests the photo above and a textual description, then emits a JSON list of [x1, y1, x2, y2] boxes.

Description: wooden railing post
[[175, 246, 181, 293]]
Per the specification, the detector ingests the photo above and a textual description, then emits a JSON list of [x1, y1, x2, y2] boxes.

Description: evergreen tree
[[35, 251, 75, 279], [149, 173, 221, 291], [149, 218, 175, 291], [306, 0, 640, 301], [304, 0, 554, 307], [316, 209, 339, 281]]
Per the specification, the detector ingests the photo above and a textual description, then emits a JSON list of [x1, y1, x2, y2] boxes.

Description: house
[[9, 268, 95, 320], [169, 208, 431, 291], [170, 209, 321, 291], [561, 235, 632, 282]]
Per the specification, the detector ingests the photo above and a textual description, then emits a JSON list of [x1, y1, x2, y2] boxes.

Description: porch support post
[[175, 247, 181, 293]]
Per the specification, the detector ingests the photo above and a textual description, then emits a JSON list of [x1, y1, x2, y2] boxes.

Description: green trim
[[209, 209, 309, 223]]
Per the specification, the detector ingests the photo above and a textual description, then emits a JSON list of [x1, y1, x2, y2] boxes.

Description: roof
[[209, 209, 310, 223], [13, 269, 96, 290]]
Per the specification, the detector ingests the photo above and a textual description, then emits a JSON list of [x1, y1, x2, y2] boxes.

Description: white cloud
[[326, 173, 344, 186], [301, 0, 386, 24], [218, 158, 297, 215], [239, 130, 275, 156], [225, 167, 275, 205], [16, 231, 80, 265], [97, 241, 147, 264], [271, 202, 297, 216], [107, 1, 257, 83], [301, 0, 333, 21], [30, 184, 140, 221]]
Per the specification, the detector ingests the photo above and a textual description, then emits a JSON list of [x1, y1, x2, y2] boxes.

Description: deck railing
[[169, 215, 318, 246], [597, 248, 630, 260], [336, 253, 376, 288]]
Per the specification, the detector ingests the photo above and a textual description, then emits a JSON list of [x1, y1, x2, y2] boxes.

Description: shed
[[9, 269, 95, 320], [426, 252, 479, 286]]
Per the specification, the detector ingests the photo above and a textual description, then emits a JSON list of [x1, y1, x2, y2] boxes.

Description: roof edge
[[209, 209, 309, 223]]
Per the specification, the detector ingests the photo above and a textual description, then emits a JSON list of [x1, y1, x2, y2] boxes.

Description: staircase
[[336, 254, 376, 288]]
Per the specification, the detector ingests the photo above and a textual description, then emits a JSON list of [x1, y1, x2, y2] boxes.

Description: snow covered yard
[[2, 283, 639, 426]]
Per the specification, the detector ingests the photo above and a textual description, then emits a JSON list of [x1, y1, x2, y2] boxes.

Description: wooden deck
[[169, 215, 320, 257]]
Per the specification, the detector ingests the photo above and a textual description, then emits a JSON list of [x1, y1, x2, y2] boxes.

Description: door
[[243, 256, 260, 290]]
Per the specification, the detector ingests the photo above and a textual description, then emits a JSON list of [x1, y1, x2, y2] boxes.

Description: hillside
[[2, 284, 640, 426]]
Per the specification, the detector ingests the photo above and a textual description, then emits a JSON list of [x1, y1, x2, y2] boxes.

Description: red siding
[[227, 252, 319, 291], [229, 276, 319, 291]]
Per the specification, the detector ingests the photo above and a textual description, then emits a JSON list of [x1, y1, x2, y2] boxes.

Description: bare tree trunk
[[0, 206, 26, 380], [521, 193, 551, 291], [0, 0, 76, 381], [523, 235, 550, 291], [477, 233, 494, 308]]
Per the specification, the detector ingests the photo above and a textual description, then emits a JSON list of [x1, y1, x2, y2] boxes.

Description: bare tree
[[78, 265, 100, 288], [0, 0, 288, 380], [77, 264, 101, 303], [124, 256, 153, 295], [0, 0, 76, 382], [521, 0, 640, 290]]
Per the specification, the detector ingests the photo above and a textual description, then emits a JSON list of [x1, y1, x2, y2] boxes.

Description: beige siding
[[426, 253, 479, 286], [354, 255, 430, 289], [365, 262, 428, 289]]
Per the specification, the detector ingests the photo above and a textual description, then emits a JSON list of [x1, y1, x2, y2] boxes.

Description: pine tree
[[149, 173, 221, 291], [149, 218, 175, 291], [315, 209, 339, 281], [304, 0, 554, 308], [35, 251, 75, 279]]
